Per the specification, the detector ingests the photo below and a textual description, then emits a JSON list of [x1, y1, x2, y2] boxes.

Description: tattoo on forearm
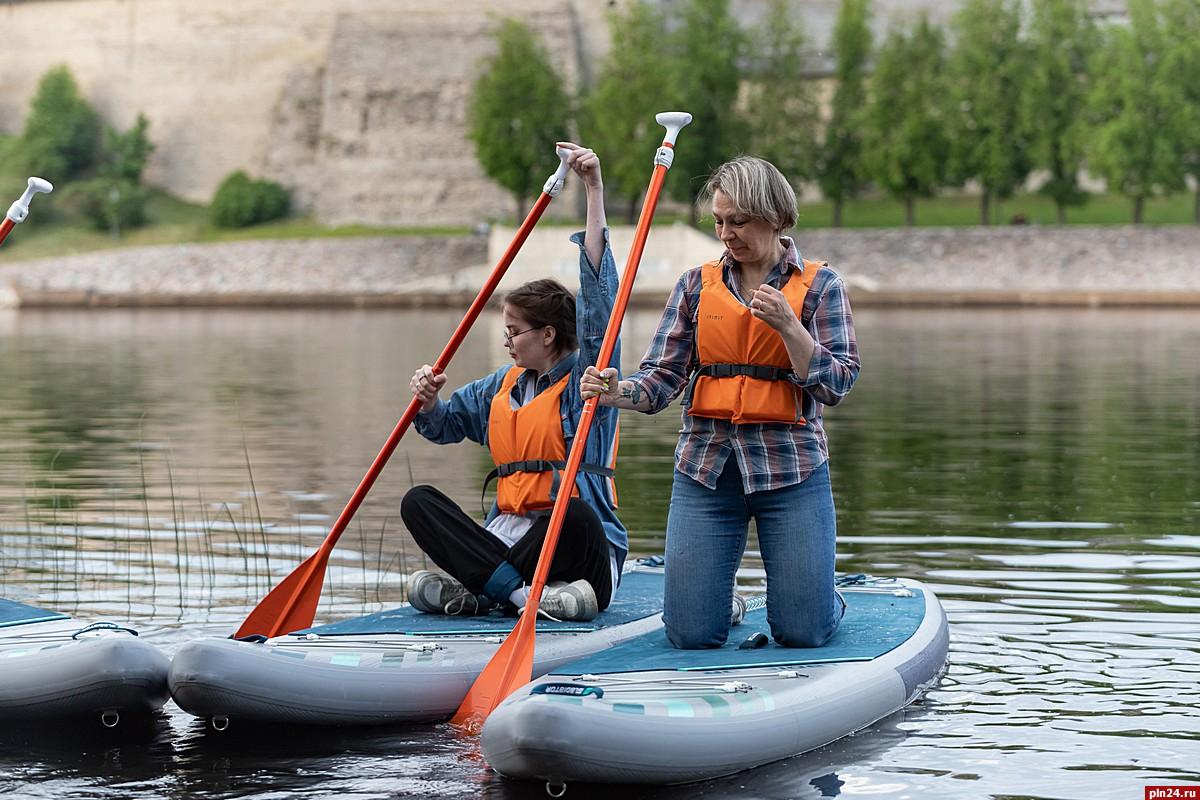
[[620, 383, 644, 405]]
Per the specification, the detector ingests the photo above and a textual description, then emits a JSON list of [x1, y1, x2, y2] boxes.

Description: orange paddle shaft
[[452, 112, 693, 728]]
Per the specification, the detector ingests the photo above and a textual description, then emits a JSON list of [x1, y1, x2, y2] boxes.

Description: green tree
[[96, 113, 155, 182], [861, 15, 950, 226], [467, 18, 571, 216], [816, 0, 873, 228], [1159, 0, 1200, 222], [19, 65, 101, 181], [1086, 0, 1186, 224], [66, 114, 157, 234], [743, 0, 819, 200], [666, 0, 746, 219], [581, 1, 674, 222], [944, 0, 1031, 225], [1023, 0, 1097, 224]]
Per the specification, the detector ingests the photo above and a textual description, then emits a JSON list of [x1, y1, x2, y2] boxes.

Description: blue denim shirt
[[414, 228, 627, 565]]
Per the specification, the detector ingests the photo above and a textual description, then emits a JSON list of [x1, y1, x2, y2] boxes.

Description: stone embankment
[[0, 236, 490, 309], [801, 224, 1200, 307], [3, 224, 1199, 310]]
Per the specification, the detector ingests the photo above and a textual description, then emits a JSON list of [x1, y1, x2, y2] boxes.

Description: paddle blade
[[233, 550, 329, 639], [451, 614, 537, 731]]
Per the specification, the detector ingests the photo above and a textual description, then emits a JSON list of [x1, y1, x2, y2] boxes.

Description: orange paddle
[[235, 147, 573, 639], [452, 112, 693, 730]]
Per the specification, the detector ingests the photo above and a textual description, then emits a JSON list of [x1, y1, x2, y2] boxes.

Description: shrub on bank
[[209, 171, 290, 228], [64, 178, 151, 231]]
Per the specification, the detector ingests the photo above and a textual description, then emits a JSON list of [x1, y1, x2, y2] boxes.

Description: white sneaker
[[534, 580, 599, 622], [406, 570, 488, 616]]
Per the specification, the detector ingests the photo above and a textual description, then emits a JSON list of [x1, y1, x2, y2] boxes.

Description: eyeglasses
[[502, 327, 539, 347]]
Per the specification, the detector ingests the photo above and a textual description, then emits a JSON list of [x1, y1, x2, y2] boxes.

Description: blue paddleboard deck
[[0, 598, 71, 629], [552, 588, 927, 674], [293, 568, 665, 638]]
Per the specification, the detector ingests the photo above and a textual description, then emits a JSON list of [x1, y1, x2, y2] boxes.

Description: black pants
[[400, 485, 614, 610]]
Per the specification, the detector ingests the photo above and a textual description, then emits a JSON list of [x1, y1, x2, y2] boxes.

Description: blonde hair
[[697, 156, 798, 233]]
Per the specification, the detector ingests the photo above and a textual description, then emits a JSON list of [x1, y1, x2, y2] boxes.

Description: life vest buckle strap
[[482, 460, 615, 515], [491, 459, 561, 478], [681, 363, 795, 408], [700, 363, 794, 381]]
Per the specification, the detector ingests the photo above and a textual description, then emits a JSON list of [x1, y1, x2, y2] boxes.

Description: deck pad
[[293, 569, 665, 638], [550, 588, 927, 674], [0, 598, 70, 629]]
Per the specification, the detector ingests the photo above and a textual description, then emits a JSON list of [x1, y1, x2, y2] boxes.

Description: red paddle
[[235, 147, 574, 639], [0, 178, 53, 247], [451, 112, 693, 730]]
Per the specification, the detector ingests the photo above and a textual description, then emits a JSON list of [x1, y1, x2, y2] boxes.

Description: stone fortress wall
[[2, 0, 614, 227], [2, 0, 1056, 228], [1, 0, 1133, 229]]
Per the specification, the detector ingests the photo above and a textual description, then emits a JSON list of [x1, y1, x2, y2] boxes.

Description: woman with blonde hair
[[582, 155, 860, 648]]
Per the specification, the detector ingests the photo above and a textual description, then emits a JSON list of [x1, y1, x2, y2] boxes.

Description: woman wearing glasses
[[399, 143, 624, 622]]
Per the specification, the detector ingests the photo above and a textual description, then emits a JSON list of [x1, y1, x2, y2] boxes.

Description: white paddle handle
[[654, 112, 693, 168], [543, 146, 572, 197], [7, 177, 53, 223]]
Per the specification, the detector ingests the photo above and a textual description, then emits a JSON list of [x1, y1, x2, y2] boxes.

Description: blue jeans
[[663, 459, 843, 649]]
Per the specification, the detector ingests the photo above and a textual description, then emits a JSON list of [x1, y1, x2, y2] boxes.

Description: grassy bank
[[3, 174, 1198, 265], [793, 190, 1200, 229], [0, 188, 469, 264]]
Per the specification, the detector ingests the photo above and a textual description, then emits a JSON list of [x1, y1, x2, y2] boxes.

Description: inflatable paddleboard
[[169, 560, 667, 728], [0, 598, 170, 726], [481, 575, 949, 787]]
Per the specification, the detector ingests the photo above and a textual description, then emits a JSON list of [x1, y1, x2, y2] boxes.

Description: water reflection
[[0, 306, 1197, 798]]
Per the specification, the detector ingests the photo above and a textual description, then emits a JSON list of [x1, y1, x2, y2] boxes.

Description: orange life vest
[[687, 258, 824, 425], [486, 366, 617, 515]]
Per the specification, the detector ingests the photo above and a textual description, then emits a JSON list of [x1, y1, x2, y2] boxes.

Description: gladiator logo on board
[[530, 683, 604, 699]]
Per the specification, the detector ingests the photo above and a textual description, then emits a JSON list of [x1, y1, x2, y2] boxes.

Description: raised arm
[[562, 142, 619, 375], [561, 142, 607, 272]]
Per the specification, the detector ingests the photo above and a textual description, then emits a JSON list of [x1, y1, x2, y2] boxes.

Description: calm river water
[[0, 305, 1196, 800]]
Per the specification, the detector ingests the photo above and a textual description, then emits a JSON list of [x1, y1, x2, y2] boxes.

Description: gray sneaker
[[406, 570, 486, 616], [731, 593, 748, 627], [534, 580, 599, 622]]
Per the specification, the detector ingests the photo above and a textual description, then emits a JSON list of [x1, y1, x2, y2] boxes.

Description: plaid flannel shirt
[[625, 236, 860, 493]]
